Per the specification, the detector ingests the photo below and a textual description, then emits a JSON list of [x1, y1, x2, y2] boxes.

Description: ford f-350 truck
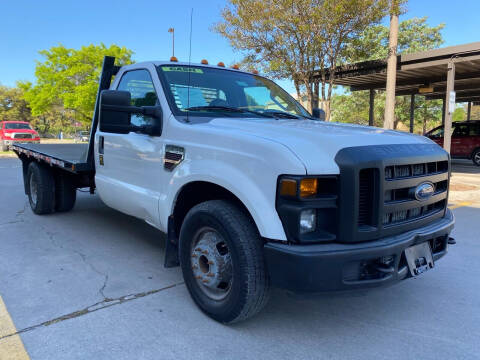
[[13, 56, 455, 323]]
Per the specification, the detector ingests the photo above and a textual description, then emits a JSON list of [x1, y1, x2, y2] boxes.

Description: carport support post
[[467, 101, 472, 120], [409, 94, 415, 133], [443, 60, 455, 153], [442, 98, 446, 126], [369, 89, 375, 126]]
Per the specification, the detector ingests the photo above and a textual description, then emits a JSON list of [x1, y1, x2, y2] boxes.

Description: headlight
[[276, 175, 338, 243], [300, 209, 316, 234]]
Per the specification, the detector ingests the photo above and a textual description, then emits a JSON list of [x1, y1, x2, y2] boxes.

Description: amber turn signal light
[[279, 179, 297, 197], [300, 178, 318, 198]]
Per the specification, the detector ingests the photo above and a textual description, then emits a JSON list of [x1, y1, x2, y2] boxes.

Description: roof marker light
[[231, 64, 240, 70], [201, 59, 208, 65], [170, 56, 178, 62], [217, 62, 225, 67], [252, 69, 259, 75]]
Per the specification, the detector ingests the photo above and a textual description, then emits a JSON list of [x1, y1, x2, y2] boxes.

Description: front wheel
[[179, 200, 270, 324], [472, 148, 480, 166]]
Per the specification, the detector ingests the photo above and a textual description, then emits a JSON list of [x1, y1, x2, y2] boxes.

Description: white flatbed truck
[[13, 56, 455, 323]]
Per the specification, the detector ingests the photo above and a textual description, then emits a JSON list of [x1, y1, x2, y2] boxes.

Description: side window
[[470, 123, 480, 136], [428, 126, 444, 138], [117, 70, 158, 127], [453, 124, 470, 137]]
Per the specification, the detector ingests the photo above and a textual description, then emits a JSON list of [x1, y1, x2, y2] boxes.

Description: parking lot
[[0, 157, 479, 360]]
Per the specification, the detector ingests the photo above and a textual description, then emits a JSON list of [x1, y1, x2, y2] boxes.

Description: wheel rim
[[29, 172, 38, 207], [190, 227, 233, 301], [474, 152, 480, 165]]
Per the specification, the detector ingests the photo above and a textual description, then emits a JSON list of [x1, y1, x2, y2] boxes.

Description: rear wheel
[[472, 148, 480, 166], [179, 200, 270, 324], [27, 162, 55, 215], [55, 173, 76, 212]]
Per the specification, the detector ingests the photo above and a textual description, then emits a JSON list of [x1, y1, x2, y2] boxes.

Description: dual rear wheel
[[27, 162, 76, 215]]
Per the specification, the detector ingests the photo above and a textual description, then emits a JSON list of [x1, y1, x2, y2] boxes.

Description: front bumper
[[2, 139, 40, 148], [264, 209, 455, 292]]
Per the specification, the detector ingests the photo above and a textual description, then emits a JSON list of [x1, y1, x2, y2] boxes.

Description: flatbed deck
[[12, 143, 93, 173]]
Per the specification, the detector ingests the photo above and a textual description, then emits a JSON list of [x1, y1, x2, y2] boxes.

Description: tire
[[55, 173, 76, 212], [472, 148, 480, 166], [27, 162, 55, 215], [179, 200, 270, 324]]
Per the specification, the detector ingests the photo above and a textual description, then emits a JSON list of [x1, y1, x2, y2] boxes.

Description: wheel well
[[172, 181, 255, 236]]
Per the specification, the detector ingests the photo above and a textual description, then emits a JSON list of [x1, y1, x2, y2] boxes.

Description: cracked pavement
[[1, 157, 480, 360]]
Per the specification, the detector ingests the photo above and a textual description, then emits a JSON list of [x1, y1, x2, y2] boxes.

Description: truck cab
[[13, 57, 455, 323]]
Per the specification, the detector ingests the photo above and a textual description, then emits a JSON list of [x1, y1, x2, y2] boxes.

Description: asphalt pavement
[[0, 157, 479, 360]]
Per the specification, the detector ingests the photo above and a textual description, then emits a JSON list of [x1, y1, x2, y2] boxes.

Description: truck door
[[95, 68, 165, 226]]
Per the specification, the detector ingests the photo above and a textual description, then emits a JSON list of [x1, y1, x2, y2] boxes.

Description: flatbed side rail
[[12, 145, 91, 173]]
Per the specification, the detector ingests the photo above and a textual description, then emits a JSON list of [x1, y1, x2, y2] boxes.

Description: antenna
[[186, 8, 193, 123]]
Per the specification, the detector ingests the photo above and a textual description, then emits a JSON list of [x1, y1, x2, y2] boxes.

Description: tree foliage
[[215, 0, 391, 117], [345, 17, 444, 62], [20, 44, 133, 126], [0, 85, 32, 123], [332, 17, 446, 133]]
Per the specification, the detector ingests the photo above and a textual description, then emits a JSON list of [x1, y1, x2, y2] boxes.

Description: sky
[[1, 0, 480, 93]]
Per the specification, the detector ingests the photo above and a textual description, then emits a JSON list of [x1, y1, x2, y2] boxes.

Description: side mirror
[[99, 90, 162, 136], [312, 108, 326, 121]]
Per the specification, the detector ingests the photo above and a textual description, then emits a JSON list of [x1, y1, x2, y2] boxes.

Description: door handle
[[99, 136, 104, 154]]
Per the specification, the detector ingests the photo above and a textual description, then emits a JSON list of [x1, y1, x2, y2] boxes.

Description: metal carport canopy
[[315, 42, 480, 153]]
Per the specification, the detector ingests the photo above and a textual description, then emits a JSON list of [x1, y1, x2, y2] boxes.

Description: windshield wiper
[[261, 110, 302, 119], [185, 105, 273, 118]]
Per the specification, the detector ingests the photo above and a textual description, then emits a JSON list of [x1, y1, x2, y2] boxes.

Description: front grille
[[385, 161, 448, 180], [13, 133, 33, 139], [381, 160, 449, 227], [335, 144, 450, 243], [383, 199, 446, 225]]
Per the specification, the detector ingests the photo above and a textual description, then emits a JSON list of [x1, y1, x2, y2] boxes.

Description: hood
[[207, 118, 434, 174]]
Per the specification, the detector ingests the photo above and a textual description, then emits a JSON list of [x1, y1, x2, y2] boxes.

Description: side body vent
[[164, 145, 185, 171]]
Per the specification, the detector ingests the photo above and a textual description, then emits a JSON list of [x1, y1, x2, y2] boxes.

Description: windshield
[[157, 65, 311, 119], [5, 123, 32, 130]]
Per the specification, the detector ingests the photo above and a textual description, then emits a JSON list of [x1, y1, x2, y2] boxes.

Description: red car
[[0, 121, 40, 151], [425, 120, 480, 166]]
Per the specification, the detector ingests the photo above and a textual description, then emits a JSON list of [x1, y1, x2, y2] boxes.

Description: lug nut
[[202, 279, 209, 283], [195, 248, 201, 252], [195, 275, 202, 279], [207, 273, 214, 277], [191, 254, 198, 258], [202, 250, 209, 255]]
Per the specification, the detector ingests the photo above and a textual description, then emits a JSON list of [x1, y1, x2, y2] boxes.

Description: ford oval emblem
[[415, 182, 435, 201]]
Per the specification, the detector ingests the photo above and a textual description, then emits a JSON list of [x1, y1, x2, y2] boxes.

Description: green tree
[[215, 0, 391, 118], [345, 17, 444, 62], [0, 85, 32, 123], [20, 44, 133, 127], [332, 17, 445, 133]]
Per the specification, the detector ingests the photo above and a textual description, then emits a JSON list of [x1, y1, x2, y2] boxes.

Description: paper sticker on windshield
[[162, 66, 203, 74]]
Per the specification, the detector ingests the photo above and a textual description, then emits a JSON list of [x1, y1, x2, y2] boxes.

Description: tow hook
[[448, 237, 456, 245]]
